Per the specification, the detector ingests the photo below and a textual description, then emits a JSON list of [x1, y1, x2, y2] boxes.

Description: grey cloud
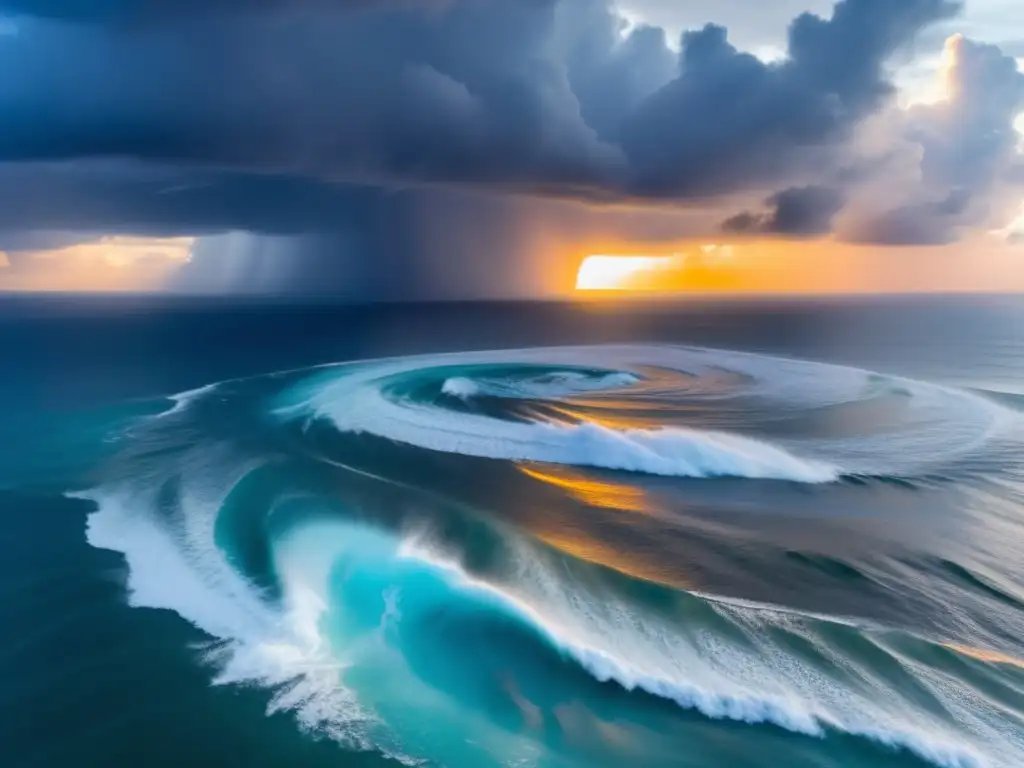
[[997, 39, 1024, 57], [0, 0, 956, 202], [722, 185, 846, 236], [619, 0, 961, 196]]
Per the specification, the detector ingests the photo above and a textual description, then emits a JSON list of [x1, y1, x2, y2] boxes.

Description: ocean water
[[2, 295, 1024, 768]]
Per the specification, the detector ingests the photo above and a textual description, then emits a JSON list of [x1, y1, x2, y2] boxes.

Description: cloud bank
[[0, 0, 1019, 295]]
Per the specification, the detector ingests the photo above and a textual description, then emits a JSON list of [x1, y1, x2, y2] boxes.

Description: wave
[[406, 536, 1002, 768], [160, 382, 221, 418], [71, 483, 396, 759], [441, 369, 640, 401], [76, 344, 1024, 768], [282, 344, 1015, 485], [441, 377, 479, 399], [334, 408, 838, 482], [77, 471, 994, 768]]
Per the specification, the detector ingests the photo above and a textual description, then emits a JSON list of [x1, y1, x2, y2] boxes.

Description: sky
[[0, 0, 1021, 297]]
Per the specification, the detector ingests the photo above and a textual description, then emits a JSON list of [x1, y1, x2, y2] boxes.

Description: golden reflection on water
[[518, 464, 655, 514], [540, 402, 669, 431], [532, 527, 685, 587], [515, 464, 688, 589], [942, 643, 1024, 670]]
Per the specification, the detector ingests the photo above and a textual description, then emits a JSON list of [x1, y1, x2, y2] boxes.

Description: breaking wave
[[285, 344, 1010, 483]]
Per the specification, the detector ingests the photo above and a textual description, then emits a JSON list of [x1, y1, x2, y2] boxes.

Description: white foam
[[309, 377, 838, 483], [441, 377, 479, 399], [444, 370, 638, 401], [73, 481, 380, 752], [398, 534, 992, 768]]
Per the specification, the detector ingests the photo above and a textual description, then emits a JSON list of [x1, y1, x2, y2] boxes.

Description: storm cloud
[[0, 0, 959, 201], [0, 0, 1019, 296]]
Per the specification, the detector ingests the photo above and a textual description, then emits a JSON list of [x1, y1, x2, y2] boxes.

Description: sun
[[575, 254, 684, 291]]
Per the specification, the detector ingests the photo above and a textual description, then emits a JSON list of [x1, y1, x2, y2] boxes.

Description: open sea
[[2, 294, 1024, 768]]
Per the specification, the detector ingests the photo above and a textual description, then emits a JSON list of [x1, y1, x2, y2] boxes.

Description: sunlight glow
[[568, 237, 1023, 296], [0, 235, 195, 291], [900, 33, 963, 108], [575, 254, 684, 290], [938, 34, 963, 100]]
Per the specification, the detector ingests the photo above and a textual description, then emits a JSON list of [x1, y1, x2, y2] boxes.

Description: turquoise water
[[3, 297, 1024, 768]]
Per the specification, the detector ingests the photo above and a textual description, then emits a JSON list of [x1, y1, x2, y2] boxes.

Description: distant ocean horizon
[[3, 294, 1024, 768]]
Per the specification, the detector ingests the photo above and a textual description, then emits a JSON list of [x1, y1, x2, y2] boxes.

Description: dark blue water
[[2, 295, 1024, 768]]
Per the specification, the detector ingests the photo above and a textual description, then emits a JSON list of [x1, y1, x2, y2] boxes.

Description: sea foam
[[72, 484, 383, 754]]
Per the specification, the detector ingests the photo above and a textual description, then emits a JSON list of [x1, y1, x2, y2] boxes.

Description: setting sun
[[575, 254, 684, 290]]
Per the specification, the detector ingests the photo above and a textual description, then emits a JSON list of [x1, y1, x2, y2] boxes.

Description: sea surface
[[2, 294, 1024, 768]]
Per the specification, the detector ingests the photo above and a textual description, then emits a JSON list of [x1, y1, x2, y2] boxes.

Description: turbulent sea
[[3, 296, 1024, 768]]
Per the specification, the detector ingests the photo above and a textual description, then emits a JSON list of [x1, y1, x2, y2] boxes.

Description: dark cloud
[[0, 0, 957, 202], [558, 3, 676, 139], [3, 0, 1013, 298], [0, 0, 441, 22], [618, 0, 961, 196], [0, 3, 624, 196], [0, 163, 387, 235], [722, 185, 846, 236]]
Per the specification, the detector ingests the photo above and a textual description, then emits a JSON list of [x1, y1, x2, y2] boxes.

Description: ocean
[[2, 294, 1024, 768]]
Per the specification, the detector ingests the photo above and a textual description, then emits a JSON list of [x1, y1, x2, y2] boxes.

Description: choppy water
[[3, 297, 1024, 768]]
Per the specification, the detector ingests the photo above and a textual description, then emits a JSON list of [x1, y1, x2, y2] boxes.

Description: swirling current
[[76, 344, 1024, 768]]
